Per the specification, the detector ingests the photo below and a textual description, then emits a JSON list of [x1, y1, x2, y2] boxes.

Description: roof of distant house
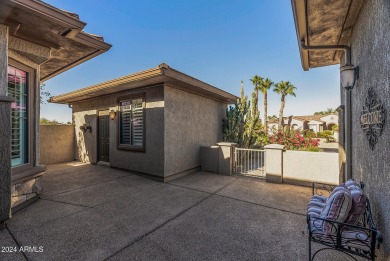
[[49, 63, 238, 104], [0, 0, 111, 81], [268, 113, 338, 124]]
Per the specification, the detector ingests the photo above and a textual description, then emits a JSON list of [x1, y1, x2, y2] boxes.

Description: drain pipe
[[301, 41, 352, 181]]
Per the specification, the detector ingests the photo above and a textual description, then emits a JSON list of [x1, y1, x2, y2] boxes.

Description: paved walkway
[[1, 162, 360, 260]]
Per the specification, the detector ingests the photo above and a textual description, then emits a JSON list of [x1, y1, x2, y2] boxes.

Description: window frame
[[8, 59, 36, 174], [116, 93, 146, 152]]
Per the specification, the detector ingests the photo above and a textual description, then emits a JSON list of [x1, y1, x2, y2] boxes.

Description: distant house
[[0, 0, 111, 228], [268, 114, 338, 133], [50, 64, 237, 182]]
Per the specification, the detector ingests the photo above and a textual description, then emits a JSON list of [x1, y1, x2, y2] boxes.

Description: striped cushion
[[320, 186, 352, 235], [342, 229, 371, 252], [345, 180, 366, 225], [310, 195, 327, 203], [307, 205, 323, 217]]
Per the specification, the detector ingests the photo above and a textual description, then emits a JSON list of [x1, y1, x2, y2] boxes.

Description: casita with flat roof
[[50, 63, 237, 182]]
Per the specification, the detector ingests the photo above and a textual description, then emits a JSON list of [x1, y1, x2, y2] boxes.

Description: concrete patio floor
[[1, 162, 363, 261]]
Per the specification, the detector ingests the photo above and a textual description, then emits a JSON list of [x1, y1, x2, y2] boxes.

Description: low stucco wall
[[40, 125, 75, 165], [283, 150, 339, 184]]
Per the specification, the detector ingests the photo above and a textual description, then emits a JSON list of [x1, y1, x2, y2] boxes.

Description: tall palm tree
[[250, 75, 263, 102], [273, 81, 297, 130], [259, 78, 273, 132]]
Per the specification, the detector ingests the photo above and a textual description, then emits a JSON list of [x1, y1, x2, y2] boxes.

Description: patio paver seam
[[166, 178, 237, 195], [5, 224, 29, 261], [104, 178, 239, 261], [213, 194, 306, 217], [41, 198, 93, 208], [40, 173, 138, 199], [166, 180, 306, 217]]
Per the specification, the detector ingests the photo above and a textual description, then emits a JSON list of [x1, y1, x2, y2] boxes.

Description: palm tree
[[273, 81, 297, 130], [259, 78, 273, 132], [250, 75, 263, 103]]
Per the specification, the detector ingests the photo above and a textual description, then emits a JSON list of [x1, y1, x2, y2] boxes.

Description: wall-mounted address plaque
[[360, 88, 385, 150]]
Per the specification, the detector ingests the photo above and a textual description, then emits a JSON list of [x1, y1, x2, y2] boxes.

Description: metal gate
[[234, 148, 265, 177]]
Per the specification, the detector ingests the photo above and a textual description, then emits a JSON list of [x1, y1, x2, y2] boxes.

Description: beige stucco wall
[[348, 0, 390, 258], [163, 85, 226, 176], [40, 125, 75, 165], [72, 85, 165, 176], [73, 84, 228, 178], [283, 150, 339, 184]]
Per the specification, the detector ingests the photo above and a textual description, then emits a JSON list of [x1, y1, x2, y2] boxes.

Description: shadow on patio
[[0, 162, 362, 260]]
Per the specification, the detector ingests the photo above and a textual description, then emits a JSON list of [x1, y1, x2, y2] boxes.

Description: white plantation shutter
[[119, 97, 144, 147], [120, 100, 132, 145], [8, 66, 28, 167], [132, 99, 143, 146]]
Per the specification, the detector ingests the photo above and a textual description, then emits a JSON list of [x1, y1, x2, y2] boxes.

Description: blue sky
[[42, 0, 340, 123]]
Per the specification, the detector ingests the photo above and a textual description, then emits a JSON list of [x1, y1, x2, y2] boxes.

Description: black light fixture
[[340, 65, 359, 90], [109, 110, 116, 120], [80, 122, 92, 133]]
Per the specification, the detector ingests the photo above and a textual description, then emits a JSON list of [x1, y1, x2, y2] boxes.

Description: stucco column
[[216, 142, 236, 175], [0, 24, 12, 229], [264, 144, 285, 183]]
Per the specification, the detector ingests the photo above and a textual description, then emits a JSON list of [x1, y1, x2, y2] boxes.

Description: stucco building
[[50, 64, 237, 181], [0, 0, 110, 228], [292, 0, 390, 258], [268, 114, 338, 133]]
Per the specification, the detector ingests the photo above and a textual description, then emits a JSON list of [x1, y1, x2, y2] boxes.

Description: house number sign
[[360, 88, 385, 150]]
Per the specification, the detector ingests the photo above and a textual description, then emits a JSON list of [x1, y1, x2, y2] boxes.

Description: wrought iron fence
[[234, 148, 265, 177]]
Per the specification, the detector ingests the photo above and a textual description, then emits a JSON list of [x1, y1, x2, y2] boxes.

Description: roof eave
[[41, 48, 110, 82], [291, 0, 309, 71], [49, 65, 238, 104], [9, 0, 86, 30]]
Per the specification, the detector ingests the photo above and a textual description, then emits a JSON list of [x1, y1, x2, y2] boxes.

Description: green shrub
[[324, 130, 332, 136], [317, 130, 333, 138], [305, 146, 323, 152]]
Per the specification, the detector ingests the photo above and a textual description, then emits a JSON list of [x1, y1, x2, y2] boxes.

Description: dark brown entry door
[[98, 112, 110, 162]]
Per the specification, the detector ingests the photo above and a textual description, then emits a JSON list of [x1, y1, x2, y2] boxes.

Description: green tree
[[273, 81, 297, 129], [40, 117, 60, 125], [250, 75, 263, 101], [40, 83, 51, 104], [223, 81, 267, 148], [259, 78, 273, 132], [40, 117, 71, 125], [314, 108, 337, 115], [243, 85, 261, 148], [267, 115, 277, 121], [222, 81, 249, 148]]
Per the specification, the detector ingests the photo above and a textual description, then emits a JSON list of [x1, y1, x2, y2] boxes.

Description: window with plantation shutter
[[118, 96, 144, 150], [8, 65, 28, 167]]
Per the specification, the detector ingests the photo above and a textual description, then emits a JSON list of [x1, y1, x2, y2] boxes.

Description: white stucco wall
[[283, 150, 339, 184], [320, 114, 338, 125]]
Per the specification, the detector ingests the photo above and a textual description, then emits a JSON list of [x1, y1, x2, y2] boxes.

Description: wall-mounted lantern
[[80, 122, 92, 133], [340, 65, 359, 90], [109, 110, 116, 120]]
